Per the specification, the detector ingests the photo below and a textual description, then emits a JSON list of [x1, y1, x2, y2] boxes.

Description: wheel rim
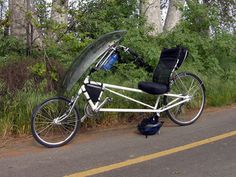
[[167, 74, 205, 124], [33, 99, 78, 146]]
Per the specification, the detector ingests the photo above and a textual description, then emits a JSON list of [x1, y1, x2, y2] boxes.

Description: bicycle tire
[[164, 72, 206, 126], [31, 97, 80, 148]]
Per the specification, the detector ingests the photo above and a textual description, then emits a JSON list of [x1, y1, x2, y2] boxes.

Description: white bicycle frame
[[53, 44, 194, 124], [60, 75, 191, 123]]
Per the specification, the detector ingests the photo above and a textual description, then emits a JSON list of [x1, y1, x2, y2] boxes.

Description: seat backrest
[[153, 47, 188, 86]]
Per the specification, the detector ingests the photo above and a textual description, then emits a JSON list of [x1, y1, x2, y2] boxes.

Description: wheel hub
[[53, 118, 62, 125]]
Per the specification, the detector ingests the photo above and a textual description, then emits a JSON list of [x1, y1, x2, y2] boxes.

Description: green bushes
[[0, 35, 25, 57]]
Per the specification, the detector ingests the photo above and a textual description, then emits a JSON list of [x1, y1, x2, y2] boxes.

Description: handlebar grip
[[127, 48, 145, 65], [128, 48, 139, 58], [123, 47, 153, 72]]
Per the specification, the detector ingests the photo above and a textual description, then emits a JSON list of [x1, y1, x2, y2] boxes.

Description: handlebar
[[117, 45, 139, 58], [118, 45, 153, 72], [127, 48, 140, 58]]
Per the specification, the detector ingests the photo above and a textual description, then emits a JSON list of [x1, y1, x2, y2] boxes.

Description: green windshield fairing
[[61, 30, 127, 92]]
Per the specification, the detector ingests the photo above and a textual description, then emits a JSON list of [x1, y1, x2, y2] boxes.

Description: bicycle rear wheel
[[31, 97, 80, 148], [164, 72, 206, 126]]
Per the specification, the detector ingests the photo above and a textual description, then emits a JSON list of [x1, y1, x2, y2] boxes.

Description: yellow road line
[[65, 130, 236, 177]]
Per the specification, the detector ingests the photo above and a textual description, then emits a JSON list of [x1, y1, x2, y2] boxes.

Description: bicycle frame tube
[[75, 76, 191, 120], [56, 92, 81, 122]]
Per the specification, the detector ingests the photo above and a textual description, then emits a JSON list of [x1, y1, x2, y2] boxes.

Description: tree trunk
[[0, 1, 3, 21], [9, 0, 27, 39], [163, 0, 185, 31], [51, 0, 68, 24], [9, 0, 43, 50], [141, 0, 162, 35], [30, 3, 44, 49]]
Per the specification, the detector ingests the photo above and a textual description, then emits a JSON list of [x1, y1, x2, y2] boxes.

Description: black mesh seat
[[138, 47, 188, 95], [138, 82, 169, 95]]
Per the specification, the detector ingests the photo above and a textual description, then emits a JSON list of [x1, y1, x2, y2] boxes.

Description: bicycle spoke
[[188, 83, 200, 95], [43, 124, 54, 138], [36, 124, 53, 135], [35, 121, 52, 125], [37, 113, 53, 122], [60, 121, 77, 126], [166, 73, 205, 125], [190, 85, 201, 97], [60, 124, 73, 134], [58, 103, 69, 116], [54, 125, 67, 139], [177, 75, 188, 93], [188, 78, 195, 92], [42, 106, 54, 120]]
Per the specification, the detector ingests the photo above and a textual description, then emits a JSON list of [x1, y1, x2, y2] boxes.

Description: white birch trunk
[[51, 0, 68, 24], [163, 0, 185, 31], [141, 0, 163, 35], [9, 0, 43, 48], [9, 0, 27, 39], [30, 3, 44, 48]]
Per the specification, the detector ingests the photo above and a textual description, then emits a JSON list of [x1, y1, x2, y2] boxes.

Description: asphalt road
[[0, 106, 236, 177]]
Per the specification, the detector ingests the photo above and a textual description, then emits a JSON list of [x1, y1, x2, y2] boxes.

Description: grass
[[0, 80, 55, 137], [206, 79, 236, 106]]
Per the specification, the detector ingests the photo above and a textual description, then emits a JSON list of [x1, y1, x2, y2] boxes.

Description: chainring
[[84, 103, 98, 118]]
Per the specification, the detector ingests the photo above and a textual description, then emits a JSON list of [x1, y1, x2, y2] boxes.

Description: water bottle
[[102, 53, 119, 71]]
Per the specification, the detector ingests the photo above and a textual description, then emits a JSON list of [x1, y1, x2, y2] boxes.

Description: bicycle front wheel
[[164, 72, 206, 126], [31, 97, 80, 148]]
